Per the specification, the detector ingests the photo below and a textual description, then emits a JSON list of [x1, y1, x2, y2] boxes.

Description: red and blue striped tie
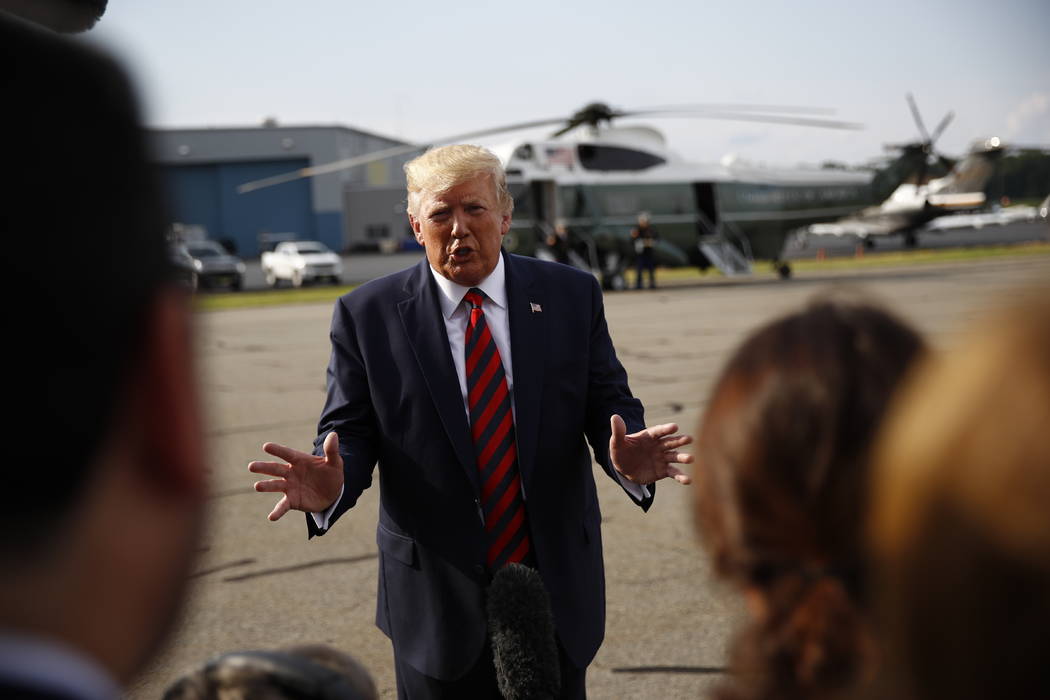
[[464, 288, 531, 570]]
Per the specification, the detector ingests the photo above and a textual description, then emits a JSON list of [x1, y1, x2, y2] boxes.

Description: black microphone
[[486, 563, 561, 700]]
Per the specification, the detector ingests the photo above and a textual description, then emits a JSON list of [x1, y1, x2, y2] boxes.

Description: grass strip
[[195, 284, 358, 312], [656, 241, 1050, 282]]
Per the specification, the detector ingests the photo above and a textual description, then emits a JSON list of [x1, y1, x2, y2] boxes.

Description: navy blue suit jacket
[[307, 251, 652, 680]]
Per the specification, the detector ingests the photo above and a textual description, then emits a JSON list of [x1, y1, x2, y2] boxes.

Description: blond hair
[[404, 144, 513, 217], [870, 288, 1050, 699]]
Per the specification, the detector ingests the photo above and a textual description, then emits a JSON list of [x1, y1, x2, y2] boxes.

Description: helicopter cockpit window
[[576, 145, 666, 171], [513, 144, 534, 161]]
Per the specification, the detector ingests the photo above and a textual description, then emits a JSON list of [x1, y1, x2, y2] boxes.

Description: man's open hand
[[609, 414, 693, 486], [248, 432, 344, 521]]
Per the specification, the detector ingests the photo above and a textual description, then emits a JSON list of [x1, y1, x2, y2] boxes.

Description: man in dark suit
[[0, 8, 207, 699], [250, 145, 692, 699]]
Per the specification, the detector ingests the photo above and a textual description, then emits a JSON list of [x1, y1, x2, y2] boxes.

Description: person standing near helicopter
[[631, 212, 659, 289]]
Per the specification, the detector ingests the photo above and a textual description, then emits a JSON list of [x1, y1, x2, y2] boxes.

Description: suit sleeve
[[582, 276, 655, 511], [306, 297, 381, 537]]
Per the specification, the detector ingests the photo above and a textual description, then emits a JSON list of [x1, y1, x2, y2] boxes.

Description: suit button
[[473, 564, 485, 577]]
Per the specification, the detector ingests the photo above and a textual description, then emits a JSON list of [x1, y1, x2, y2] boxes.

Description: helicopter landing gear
[[602, 270, 626, 291], [903, 231, 918, 248], [600, 253, 627, 291]]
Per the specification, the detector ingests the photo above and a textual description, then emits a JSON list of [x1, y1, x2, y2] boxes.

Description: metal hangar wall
[[151, 124, 412, 256]]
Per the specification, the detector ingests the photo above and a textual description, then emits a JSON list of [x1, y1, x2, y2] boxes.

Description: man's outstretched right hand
[[248, 432, 344, 521]]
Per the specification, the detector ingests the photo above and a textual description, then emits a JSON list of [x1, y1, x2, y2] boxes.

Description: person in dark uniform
[[631, 212, 658, 289], [544, 219, 573, 265]]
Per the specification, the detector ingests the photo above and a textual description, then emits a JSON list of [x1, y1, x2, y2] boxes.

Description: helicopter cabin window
[[589, 184, 694, 217], [576, 145, 666, 171]]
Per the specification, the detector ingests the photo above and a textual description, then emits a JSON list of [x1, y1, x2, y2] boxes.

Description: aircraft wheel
[[904, 232, 918, 248], [601, 258, 627, 291], [864, 238, 876, 250], [776, 262, 792, 280], [602, 271, 626, 291], [265, 269, 278, 288]]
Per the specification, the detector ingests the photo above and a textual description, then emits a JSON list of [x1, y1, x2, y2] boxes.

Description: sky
[[86, 0, 1050, 169]]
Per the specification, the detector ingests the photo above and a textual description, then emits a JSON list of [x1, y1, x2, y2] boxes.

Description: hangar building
[[152, 123, 414, 256]]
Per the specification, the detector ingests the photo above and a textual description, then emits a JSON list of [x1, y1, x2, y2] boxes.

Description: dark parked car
[[168, 243, 198, 291], [185, 240, 246, 291]]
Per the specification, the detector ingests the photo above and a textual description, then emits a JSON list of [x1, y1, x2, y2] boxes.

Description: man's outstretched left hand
[[609, 414, 693, 486]]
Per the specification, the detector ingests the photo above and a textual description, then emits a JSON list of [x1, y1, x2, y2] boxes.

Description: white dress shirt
[[428, 254, 515, 420], [313, 255, 644, 529]]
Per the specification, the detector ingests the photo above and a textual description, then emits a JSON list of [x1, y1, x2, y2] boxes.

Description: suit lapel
[[505, 253, 546, 492], [397, 260, 480, 495]]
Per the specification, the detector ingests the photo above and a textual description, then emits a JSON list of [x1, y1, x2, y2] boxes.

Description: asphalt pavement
[[130, 250, 1050, 699]]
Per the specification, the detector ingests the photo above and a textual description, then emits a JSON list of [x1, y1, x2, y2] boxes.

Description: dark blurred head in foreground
[[694, 297, 925, 700], [162, 645, 378, 700], [871, 289, 1050, 700], [0, 9, 206, 694], [0, 0, 108, 32]]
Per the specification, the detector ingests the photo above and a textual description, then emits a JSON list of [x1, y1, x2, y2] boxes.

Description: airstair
[[697, 213, 752, 277]]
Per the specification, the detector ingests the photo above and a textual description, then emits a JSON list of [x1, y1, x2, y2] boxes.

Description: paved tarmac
[[231, 220, 1048, 289], [131, 252, 1050, 699]]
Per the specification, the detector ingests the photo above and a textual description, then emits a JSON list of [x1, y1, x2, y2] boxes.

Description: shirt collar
[[429, 252, 507, 320]]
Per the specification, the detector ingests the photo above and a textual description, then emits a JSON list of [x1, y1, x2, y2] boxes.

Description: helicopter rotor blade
[[906, 93, 931, 143], [238, 103, 863, 194], [617, 110, 863, 130], [237, 116, 569, 193], [238, 143, 420, 194], [636, 103, 837, 115], [930, 111, 954, 145]]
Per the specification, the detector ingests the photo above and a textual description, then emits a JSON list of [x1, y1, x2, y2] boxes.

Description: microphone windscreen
[[486, 563, 561, 700]]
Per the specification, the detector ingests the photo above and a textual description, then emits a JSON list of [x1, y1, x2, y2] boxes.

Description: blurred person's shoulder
[[2, 10, 119, 75], [2, 8, 137, 139]]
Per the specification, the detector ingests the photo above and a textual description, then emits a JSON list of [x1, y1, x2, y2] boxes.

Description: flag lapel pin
[[530, 302, 542, 313]]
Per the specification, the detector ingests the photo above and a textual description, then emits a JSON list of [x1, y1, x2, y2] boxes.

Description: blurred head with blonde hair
[[694, 296, 925, 700], [870, 290, 1050, 700], [163, 644, 378, 700]]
